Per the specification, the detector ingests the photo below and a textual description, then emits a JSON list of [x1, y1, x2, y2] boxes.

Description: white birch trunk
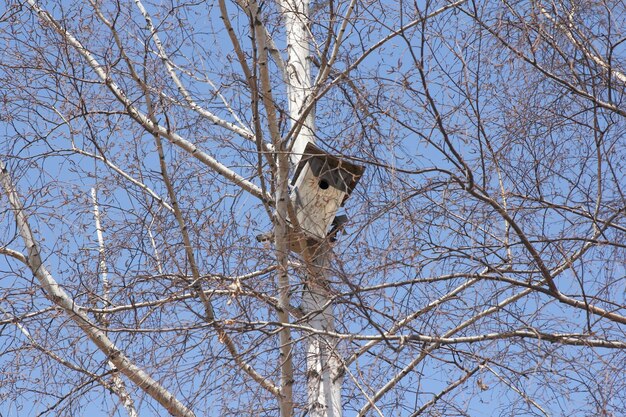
[[92, 188, 139, 417], [301, 251, 343, 417], [280, 1, 343, 416], [281, 0, 316, 166], [0, 162, 196, 417]]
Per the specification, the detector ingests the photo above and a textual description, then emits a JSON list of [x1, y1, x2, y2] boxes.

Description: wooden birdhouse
[[288, 142, 364, 251]]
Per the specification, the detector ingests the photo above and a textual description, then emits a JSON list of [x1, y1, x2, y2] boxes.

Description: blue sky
[[1, 0, 625, 416]]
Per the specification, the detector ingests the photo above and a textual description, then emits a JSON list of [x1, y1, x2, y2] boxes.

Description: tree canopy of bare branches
[[0, 0, 624, 416]]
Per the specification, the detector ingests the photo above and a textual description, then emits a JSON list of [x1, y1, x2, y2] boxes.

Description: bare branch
[[0, 160, 197, 417]]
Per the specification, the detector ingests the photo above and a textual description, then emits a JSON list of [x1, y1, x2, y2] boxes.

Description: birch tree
[[1, 0, 625, 416]]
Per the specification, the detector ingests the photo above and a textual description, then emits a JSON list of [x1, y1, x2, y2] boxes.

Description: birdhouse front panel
[[291, 163, 345, 240], [288, 142, 365, 247]]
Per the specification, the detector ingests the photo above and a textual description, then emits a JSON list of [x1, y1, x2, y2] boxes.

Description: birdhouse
[[288, 142, 364, 251]]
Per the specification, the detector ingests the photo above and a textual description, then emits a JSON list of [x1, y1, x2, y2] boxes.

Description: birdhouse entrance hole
[[288, 142, 365, 250]]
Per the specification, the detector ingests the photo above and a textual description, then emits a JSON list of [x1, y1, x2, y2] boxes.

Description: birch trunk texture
[[280, 1, 343, 416], [280, 0, 316, 166], [91, 188, 139, 417], [0, 162, 196, 417], [301, 249, 343, 417], [2, 1, 626, 416]]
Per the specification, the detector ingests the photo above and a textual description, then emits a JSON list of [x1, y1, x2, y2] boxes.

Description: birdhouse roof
[[291, 142, 365, 202]]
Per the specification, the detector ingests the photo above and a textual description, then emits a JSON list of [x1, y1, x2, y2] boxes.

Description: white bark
[[129, 0, 268, 146], [280, 1, 343, 415], [251, 0, 297, 411], [540, 6, 626, 85], [24, 0, 272, 205], [91, 188, 139, 417], [280, 0, 316, 167], [73, 147, 174, 213], [301, 258, 343, 417], [0, 161, 196, 417]]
